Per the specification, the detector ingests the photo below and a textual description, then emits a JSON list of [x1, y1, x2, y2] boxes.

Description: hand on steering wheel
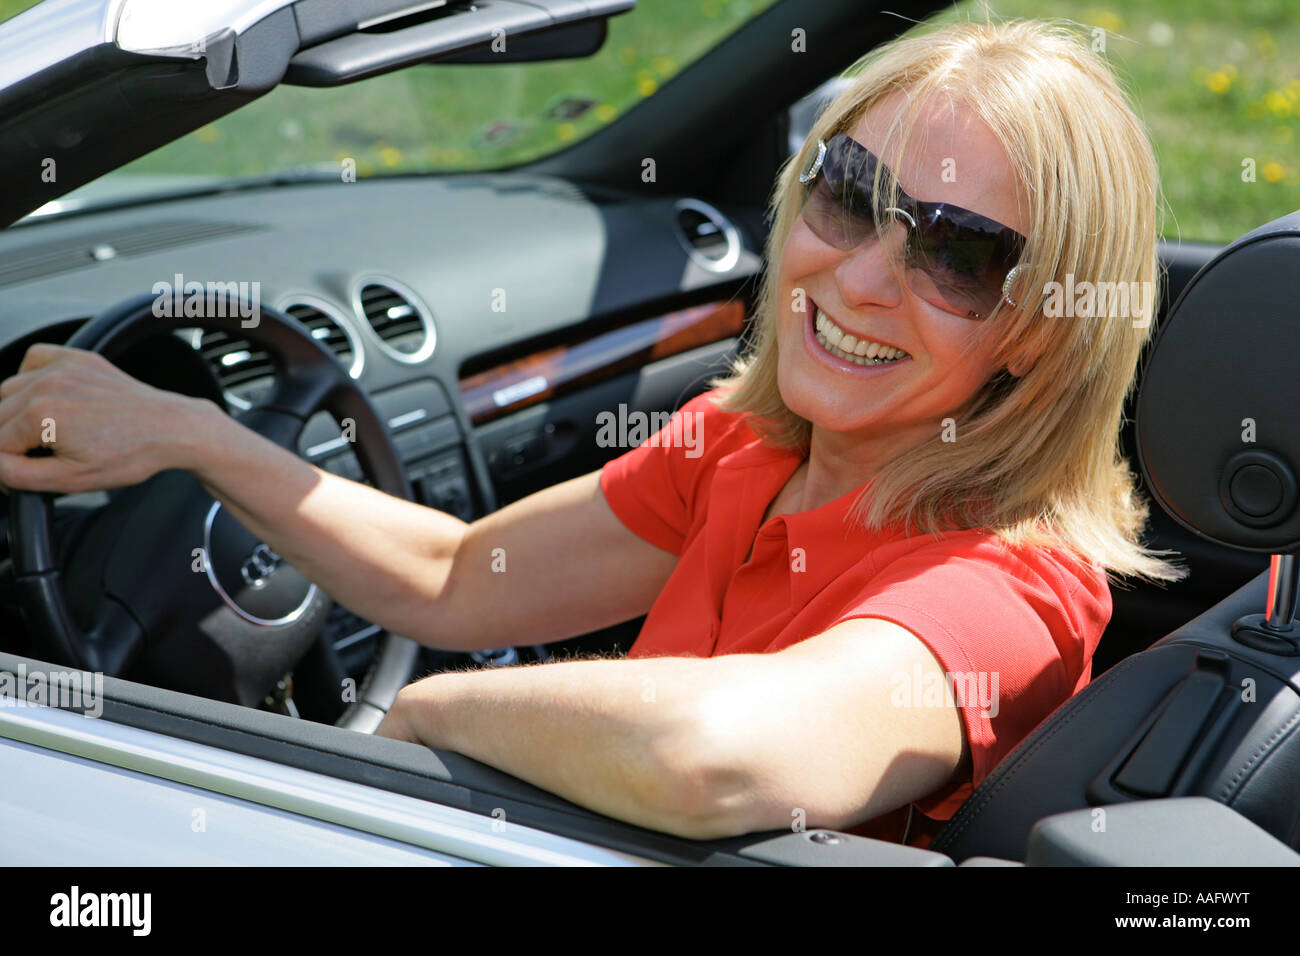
[[0, 344, 199, 493], [0, 290, 419, 731]]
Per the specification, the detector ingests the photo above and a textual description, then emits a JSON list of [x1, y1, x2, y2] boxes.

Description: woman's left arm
[[376, 618, 968, 840]]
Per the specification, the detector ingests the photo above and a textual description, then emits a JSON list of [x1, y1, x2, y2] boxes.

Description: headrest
[[1137, 209, 1300, 553]]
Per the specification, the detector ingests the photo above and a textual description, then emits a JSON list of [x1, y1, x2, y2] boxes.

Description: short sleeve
[[832, 535, 1112, 823], [598, 390, 749, 555]]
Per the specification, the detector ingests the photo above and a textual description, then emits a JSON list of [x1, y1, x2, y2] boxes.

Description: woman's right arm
[[187, 408, 680, 650], [0, 344, 679, 652]]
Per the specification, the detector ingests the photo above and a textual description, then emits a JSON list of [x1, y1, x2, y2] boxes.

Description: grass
[[2, 0, 1296, 241], [934, 0, 1300, 241]]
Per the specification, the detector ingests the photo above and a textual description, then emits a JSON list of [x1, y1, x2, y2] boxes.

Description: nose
[[833, 218, 910, 312]]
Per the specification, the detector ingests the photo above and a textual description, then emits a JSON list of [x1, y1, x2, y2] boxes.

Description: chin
[[776, 359, 876, 434]]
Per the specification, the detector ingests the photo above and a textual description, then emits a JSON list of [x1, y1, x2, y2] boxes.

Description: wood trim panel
[[459, 300, 746, 425]]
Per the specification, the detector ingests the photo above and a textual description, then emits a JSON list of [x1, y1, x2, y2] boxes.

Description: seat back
[[933, 209, 1300, 861], [1096, 240, 1269, 674], [931, 570, 1300, 861]]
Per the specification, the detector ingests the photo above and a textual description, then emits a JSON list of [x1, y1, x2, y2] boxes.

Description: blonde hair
[[712, 17, 1186, 586]]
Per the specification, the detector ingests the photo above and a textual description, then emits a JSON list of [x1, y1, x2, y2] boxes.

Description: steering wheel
[[7, 290, 419, 732]]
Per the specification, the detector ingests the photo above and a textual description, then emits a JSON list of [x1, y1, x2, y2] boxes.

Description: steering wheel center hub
[[202, 502, 318, 627]]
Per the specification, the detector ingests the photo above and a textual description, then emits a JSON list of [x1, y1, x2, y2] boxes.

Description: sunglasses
[[798, 133, 1027, 320]]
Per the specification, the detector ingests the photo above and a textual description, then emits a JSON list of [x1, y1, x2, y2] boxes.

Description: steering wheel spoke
[[84, 596, 146, 676], [235, 405, 309, 454], [12, 571, 144, 676]]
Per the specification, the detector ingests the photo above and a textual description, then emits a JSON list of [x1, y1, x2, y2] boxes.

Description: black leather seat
[[931, 209, 1300, 862]]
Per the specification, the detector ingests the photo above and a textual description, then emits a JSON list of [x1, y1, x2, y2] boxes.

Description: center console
[[294, 377, 490, 677], [297, 378, 479, 521]]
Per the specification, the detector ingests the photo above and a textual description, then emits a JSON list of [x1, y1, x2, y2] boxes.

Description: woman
[[0, 18, 1183, 847]]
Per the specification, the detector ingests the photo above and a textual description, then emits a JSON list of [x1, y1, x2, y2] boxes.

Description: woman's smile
[[802, 299, 914, 377]]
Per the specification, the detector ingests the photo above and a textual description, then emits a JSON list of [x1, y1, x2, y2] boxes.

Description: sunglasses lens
[[906, 214, 1015, 317], [801, 177, 864, 249], [798, 135, 1024, 319], [799, 136, 877, 250]]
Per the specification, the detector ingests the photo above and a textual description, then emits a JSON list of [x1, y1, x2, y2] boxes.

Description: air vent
[[281, 297, 363, 378], [196, 329, 275, 407], [673, 199, 740, 272], [352, 277, 436, 363]]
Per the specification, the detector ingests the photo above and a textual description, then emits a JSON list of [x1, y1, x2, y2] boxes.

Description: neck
[[795, 418, 937, 512]]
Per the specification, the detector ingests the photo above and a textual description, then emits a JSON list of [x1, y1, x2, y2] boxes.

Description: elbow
[[640, 705, 768, 841], [644, 689, 861, 840], [642, 764, 759, 842], [655, 766, 856, 841]]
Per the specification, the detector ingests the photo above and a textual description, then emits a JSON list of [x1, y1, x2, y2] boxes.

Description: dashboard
[[0, 172, 762, 703]]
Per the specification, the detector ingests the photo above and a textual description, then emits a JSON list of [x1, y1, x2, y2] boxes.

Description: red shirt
[[599, 390, 1112, 847]]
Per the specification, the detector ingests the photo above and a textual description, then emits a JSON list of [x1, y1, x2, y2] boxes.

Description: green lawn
[[2, 0, 1296, 241], [933, 0, 1300, 242]]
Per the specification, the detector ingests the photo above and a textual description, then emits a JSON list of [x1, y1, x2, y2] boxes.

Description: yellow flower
[[1088, 9, 1124, 34], [196, 125, 220, 143], [1265, 91, 1291, 118], [595, 103, 617, 122], [1205, 71, 1231, 94], [1262, 161, 1285, 183], [652, 56, 676, 77], [555, 123, 576, 141], [637, 76, 658, 97], [379, 146, 402, 167]]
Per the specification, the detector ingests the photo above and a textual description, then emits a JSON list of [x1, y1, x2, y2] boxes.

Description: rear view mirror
[[285, 0, 633, 86], [430, 16, 609, 64]]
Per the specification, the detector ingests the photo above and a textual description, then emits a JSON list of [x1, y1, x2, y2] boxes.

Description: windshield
[[1, 0, 781, 205]]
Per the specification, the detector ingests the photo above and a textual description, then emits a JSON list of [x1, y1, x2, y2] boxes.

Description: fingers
[[0, 372, 46, 437], [0, 370, 37, 402], [0, 345, 96, 437], [0, 402, 44, 457], [0, 449, 69, 494], [15, 342, 84, 375]]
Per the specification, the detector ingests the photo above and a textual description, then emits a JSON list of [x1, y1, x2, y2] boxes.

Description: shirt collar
[[711, 431, 898, 608]]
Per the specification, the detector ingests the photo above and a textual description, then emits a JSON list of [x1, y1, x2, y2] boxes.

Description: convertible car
[[1, 0, 1299, 867]]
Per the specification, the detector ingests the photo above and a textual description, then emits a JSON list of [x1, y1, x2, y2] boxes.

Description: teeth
[[813, 308, 909, 366]]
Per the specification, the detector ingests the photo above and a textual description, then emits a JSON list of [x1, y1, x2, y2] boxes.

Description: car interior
[[1, 0, 1297, 865]]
